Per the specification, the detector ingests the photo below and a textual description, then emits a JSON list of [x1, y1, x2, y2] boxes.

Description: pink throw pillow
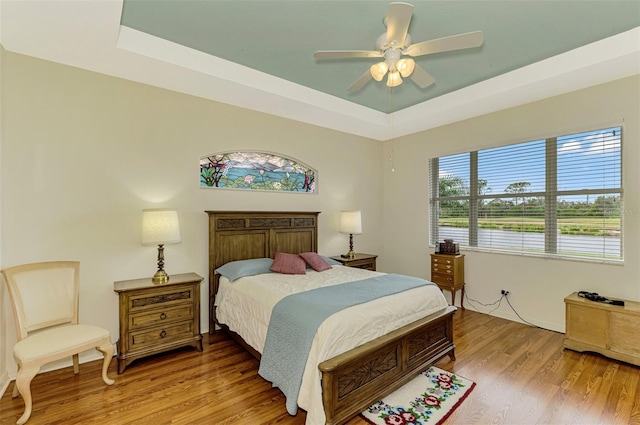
[[299, 252, 332, 272], [270, 252, 307, 275]]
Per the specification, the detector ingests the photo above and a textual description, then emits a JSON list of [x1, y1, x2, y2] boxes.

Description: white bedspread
[[215, 265, 448, 425]]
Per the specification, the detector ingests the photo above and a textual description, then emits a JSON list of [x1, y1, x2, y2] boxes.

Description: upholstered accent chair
[[1, 261, 114, 425]]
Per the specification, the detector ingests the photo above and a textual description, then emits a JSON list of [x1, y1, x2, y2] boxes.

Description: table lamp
[[339, 210, 362, 260], [142, 209, 181, 284]]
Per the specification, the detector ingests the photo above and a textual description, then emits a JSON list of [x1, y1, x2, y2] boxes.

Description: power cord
[[504, 295, 541, 328], [464, 290, 542, 329], [464, 291, 503, 315]]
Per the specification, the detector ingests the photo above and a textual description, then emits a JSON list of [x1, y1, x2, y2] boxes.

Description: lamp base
[[346, 233, 357, 259], [152, 270, 169, 284]]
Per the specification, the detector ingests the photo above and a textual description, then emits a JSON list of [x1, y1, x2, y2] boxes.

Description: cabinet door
[[566, 304, 609, 348], [610, 312, 640, 357]]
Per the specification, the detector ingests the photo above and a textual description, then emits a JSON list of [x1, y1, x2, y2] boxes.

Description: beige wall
[[0, 46, 7, 394], [382, 76, 640, 331], [0, 51, 383, 377]]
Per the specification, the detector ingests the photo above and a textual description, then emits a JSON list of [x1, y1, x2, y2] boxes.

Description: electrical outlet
[[501, 289, 510, 296]]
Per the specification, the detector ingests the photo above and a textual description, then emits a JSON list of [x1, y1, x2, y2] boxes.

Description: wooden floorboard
[[1, 310, 639, 425]]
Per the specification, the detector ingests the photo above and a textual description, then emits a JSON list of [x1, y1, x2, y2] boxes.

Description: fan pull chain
[[388, 86, 395, 172]]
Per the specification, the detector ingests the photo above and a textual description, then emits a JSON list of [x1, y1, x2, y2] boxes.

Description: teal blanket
[[258, 273, 434, 415]]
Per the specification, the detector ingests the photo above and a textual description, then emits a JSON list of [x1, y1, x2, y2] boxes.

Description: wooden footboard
[[319, 306, 456, 425]]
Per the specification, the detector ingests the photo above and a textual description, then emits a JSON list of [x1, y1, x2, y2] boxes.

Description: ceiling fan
[[313, 2, 484, 92]]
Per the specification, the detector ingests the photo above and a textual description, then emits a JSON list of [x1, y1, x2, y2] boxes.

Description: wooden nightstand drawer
[[329, 253, 378, 271], [346, 258, 376, 270], [128, 287, 194, 312], [431, 257, 455, 266], [431, 273, 457, 287], [129, 320, 195, 350], [431, 265, 454, 274], [129, 305, 194, 330]]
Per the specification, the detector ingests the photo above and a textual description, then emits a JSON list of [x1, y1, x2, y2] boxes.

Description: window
[[200, 151, 316, 193], [429, 127, 622, 262]]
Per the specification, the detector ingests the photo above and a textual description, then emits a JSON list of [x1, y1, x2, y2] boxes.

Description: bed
[[206, 211, 456, 425]]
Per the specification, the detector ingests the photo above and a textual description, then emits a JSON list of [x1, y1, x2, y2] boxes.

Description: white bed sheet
[[215, 265, 448, 425]]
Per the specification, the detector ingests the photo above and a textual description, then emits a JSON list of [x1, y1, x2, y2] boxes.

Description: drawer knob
[[447, 277, 452, 281], [160, 330, 167, 338], [160, 312, 167, 320]]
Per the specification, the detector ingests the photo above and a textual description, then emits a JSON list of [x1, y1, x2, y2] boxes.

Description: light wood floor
[[1, 310, 639, 425]]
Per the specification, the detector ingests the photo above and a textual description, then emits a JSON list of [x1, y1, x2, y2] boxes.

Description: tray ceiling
[[1, 1, 639, 140]]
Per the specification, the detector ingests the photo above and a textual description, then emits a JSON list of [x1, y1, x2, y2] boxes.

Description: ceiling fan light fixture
[[370, 62, 389, 81], [396, 58, 415, 78], [386, 71, 402, 87], [314, 2, 485, 93]]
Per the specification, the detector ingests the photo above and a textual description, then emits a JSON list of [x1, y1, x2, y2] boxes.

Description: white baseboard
[[0, 370, 9, 398], [490, 309, 564, 333], [461, 302, 564, 333]]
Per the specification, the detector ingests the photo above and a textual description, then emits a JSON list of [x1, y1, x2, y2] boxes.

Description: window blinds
[[429, 127, 622, 262]]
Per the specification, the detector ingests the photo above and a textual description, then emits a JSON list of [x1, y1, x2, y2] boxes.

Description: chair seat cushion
[[14, 324, 111, 364]]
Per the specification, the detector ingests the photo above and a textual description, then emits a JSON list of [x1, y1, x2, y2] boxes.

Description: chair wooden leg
[[12, 364, 22, 398], [96, 342, 115, 385], [15, 367, 39, 425], [72, 354, 80, 374]]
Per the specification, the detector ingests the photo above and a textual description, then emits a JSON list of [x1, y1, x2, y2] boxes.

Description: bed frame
[[206, 210, 456, 425]]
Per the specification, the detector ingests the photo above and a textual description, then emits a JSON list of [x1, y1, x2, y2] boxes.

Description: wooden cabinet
[[329, 253, 377, 271], [564, 292, 640, 366], [114, 272, 204, 373], [430, 254, 465, 309]]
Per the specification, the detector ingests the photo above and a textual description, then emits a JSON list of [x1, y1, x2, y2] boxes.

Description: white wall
[[0, 51, 383, 379], [382, 76, 640, 331]]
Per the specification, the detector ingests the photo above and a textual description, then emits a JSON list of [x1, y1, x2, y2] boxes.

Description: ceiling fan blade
[[314, 50, 383, 59], [386, 2, 414, 48], [410, 64, 436, 88], [404, 30, 484, 57], [348, 70, 373, 92]]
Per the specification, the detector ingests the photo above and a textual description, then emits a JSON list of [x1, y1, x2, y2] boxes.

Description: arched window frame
[[200, 150, 317, 193]]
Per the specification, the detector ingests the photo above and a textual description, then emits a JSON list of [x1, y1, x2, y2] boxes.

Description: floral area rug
[[361, 366, 475, 425]]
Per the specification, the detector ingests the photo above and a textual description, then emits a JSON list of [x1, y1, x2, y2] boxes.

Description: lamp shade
[[396, 58, 415, 78], [386, 71, 402, 87], [339, 210, 362, 235], [141, 209, 181, 245], [370, 62, 389, 82]]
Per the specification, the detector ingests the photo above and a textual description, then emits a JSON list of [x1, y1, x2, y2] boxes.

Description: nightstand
[[113, 272, 203, 373], [329, 253, 377, 271], [430, 254, 465, 309]]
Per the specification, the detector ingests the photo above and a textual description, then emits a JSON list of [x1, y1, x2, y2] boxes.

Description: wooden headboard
[[205, 210, 320, 334]]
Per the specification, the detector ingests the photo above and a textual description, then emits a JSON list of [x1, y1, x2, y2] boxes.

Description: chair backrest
[[2, 261, 80, 341]]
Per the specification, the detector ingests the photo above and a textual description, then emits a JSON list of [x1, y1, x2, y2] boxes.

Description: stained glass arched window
[[200, 151, 317, 193]]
